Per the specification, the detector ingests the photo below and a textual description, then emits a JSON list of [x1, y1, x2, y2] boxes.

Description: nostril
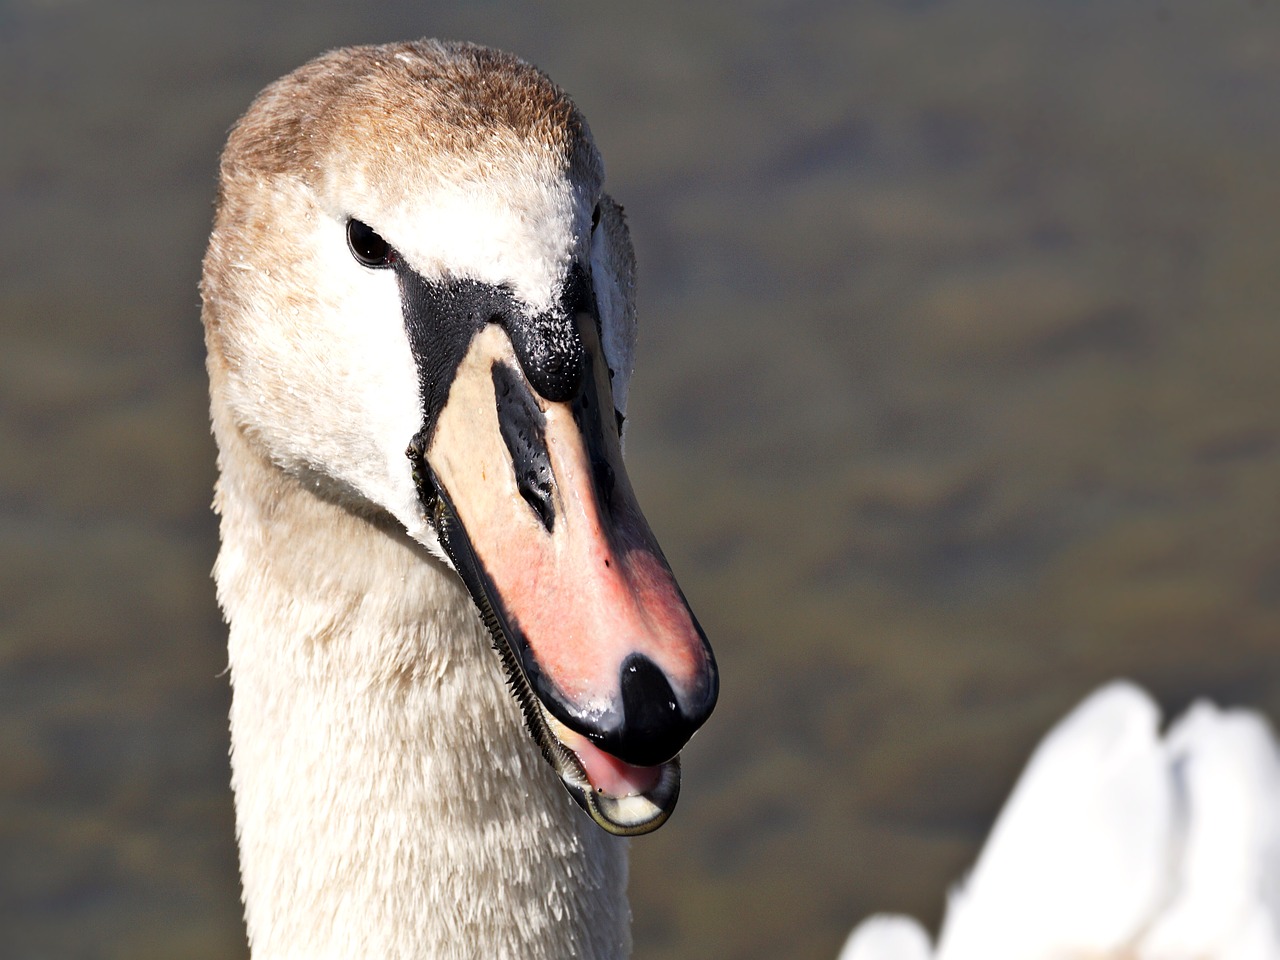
[[492, 363, 556, 532], [613, 654, 687, 767]]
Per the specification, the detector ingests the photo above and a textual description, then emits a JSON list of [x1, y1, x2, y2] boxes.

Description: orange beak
[[409, 287, 717, 835]]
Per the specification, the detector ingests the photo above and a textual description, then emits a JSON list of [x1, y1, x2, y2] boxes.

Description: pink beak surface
[[415, 312, 717, 835]]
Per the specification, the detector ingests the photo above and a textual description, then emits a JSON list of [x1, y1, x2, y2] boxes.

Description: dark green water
[[3, 2, 1278, 958]]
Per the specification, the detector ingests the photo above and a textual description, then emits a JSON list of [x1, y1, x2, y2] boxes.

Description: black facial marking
[[502, 266, 592, 403], [493, 362, 556, 532], [397, 263, 594, 454], [398, 266, 506, 448]]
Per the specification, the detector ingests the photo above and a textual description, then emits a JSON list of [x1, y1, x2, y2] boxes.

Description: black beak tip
[[600, 653, 716, 768]]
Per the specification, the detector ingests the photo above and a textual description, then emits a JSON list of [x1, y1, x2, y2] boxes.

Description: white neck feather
[[212, 422, 631, 959]]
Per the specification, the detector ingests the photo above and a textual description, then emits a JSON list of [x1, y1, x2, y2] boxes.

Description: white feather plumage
[[841, 682, 1280, 960]]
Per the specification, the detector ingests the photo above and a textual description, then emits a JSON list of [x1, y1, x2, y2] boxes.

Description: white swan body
[[202, 40, 717, 959], [841, 682, 1280, 960]]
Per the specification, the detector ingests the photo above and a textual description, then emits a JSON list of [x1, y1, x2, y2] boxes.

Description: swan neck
[[212, 425, 631, 959]]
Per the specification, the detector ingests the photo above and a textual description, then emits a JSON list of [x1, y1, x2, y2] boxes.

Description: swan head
[[202, 40, 717, 835]]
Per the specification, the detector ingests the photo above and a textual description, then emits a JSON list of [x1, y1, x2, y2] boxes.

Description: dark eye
[[347, 218, 396, 268], [591, 203, 601, 231]]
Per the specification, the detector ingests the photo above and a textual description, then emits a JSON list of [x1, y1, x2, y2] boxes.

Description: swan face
[[203, 40, 716, 835]]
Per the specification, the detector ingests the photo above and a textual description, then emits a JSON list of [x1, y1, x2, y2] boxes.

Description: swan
[[840, 682, 1280, 960], [200, 40, 717, 959]]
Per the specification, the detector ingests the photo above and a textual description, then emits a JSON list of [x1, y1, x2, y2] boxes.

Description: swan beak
[[403, 273, 717, 836]]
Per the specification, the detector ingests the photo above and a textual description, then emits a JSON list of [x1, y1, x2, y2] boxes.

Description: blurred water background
[[3, 1, 1279, 958]]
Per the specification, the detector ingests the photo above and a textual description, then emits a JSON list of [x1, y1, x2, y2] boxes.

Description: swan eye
[[347, 218, 397, 268], [591, 203, 601, 231]]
